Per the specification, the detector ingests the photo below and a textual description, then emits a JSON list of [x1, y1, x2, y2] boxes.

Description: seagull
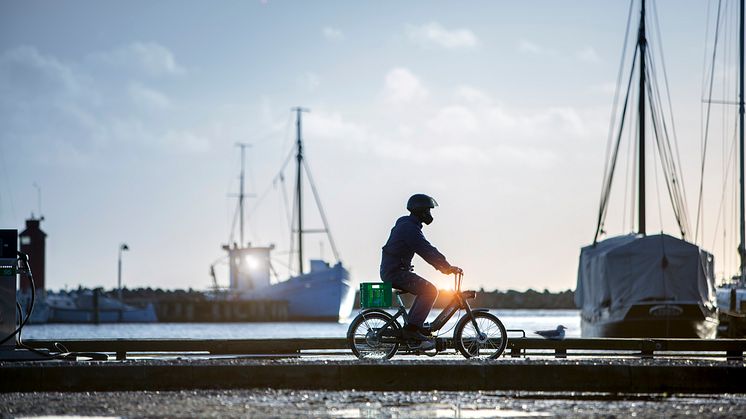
[[535, 325, 567, 340]]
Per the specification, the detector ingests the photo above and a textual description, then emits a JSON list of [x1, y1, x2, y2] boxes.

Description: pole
[[292, 107, 308, 275], [738, 0, 746, 285], [117, 243, 128, 304], [638, 0, 647, 236]]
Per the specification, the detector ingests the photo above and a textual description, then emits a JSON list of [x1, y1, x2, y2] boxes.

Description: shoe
[[401, 328, 436, 351], [408, 339, 436, 351]]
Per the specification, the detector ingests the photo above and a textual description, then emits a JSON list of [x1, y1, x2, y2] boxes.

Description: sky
[[0, 0, 741, 293]]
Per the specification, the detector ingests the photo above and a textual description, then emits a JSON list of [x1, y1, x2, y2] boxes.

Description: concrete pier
[[6, 338, 745, 394], [3, 358, 745, 393]]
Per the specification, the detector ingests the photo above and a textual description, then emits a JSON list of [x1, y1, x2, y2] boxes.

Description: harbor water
[[23, 309, 580, 340]]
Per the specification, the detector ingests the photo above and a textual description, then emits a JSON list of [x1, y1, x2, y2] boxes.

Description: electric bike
[[347, 272, 507, 359]]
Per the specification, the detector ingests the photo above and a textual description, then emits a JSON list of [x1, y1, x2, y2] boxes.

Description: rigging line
[[279, 110, 295, 166], [700, 0, 716, 100], [645, 58, 680, 227], [245, 180, 276, 221], [594, 46, 640, 243], [622, 113, 635, 233], [696, 0, 725, 243], [647, 50, 691, 234], [645, 44, 691, 229], [710, 128, 739, 251], [651, 116, 665, 233], [302, 157, 341, 262], [278, 172, 293, 231], [228, 200, 240, 245], [288, 164, 298, 277], [646, 62, 688, 238], [650, 0, 691, 224], [273, 148, 296, 229], [275, 148, 297, 179], [599, 0, 637, 216]]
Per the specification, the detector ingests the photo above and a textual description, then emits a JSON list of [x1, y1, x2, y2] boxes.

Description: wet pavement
[[2, 389, 746, 418]]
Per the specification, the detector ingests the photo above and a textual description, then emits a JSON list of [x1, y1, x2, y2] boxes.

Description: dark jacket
[[380, 215, 450, 279]]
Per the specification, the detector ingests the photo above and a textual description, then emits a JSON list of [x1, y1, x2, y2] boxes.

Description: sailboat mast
[[236, 142, 251, 246], [293, 107, 309, 275], [638, 0, 647, 236], [738, 0, 746, 284]]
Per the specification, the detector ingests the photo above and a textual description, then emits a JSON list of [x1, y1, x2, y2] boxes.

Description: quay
[[3, 337, 745, 394], [23, 336, 746, 360]]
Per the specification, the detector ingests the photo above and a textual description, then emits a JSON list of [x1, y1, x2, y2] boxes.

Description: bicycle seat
[[394, 289, 410, 296]]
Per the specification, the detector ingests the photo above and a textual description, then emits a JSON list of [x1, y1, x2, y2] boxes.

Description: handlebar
[[454, 271, 463, 292]]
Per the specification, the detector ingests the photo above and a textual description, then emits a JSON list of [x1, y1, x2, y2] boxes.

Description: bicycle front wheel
[[347, 310, 400, 360], [454, 311, 507, 359]]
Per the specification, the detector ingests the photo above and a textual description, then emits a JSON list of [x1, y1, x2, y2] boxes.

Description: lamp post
[[118, 243, 129, 303]]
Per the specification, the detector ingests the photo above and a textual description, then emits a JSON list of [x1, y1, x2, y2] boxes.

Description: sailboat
[[708, 0, 746, 336], [218, 107, 355, 321], [575, 0, 719, 338]]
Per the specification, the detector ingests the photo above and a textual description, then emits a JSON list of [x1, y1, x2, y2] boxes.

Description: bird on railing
[[535, 325, 567, 340]]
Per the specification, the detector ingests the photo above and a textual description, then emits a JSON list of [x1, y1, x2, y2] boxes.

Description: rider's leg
[[388, 271, 438, 330]]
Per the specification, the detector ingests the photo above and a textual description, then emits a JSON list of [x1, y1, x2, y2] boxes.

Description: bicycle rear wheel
[[347, 311, 400, 360], [454, 311, 507, 359]]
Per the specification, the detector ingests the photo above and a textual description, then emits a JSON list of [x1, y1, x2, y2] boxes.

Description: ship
[[575, 0, 718, 338], [215, 107, 355, 321]]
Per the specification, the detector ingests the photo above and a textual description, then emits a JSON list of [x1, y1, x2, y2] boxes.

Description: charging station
[[0, 229, 18, 352], [0, 229, 48, 360]]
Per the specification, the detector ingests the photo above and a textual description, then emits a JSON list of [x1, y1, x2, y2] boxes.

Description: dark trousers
[[382, 271, 438, 327]]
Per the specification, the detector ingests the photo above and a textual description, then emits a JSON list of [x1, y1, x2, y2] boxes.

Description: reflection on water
[[23, 309, 580, 340]]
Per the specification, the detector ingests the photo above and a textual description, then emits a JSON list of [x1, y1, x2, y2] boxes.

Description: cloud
[[576, 46, 601, 63], [162, 130, 210, 153], [407, 22, 478, 49], [518, 39, 556, 56], [0, 46, 93, 103], [322, 26, 344, 41], [382, 67, 428, 104], [91, 42, 186, 77], [300, 82, 601, 172], [128, 82, 171, 110], [298, 72, 320, 92], [0, 45, 209, 166]]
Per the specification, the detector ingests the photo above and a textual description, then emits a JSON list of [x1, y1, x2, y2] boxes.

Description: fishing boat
[[575, 0, 718, 338], [215, 107, 355, 321]]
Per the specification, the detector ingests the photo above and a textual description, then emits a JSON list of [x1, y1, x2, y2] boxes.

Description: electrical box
[[0, 229, 17, 349]]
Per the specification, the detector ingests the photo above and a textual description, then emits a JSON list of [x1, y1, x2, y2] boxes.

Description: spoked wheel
[[454, 311, 507, 359], [347, 311, 400, 360]]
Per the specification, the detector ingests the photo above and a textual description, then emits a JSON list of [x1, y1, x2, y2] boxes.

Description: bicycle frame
[[361, 272, 485, 340]]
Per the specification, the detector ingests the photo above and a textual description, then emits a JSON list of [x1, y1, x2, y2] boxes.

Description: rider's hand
[[448, 266, 463, 275]]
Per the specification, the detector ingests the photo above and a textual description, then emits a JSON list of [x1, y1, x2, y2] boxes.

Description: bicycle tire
[[453, 311, 507, 359], [347, 310, 400, 360]]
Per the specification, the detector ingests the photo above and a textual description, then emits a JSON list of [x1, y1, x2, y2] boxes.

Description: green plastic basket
[[360, 282, 392, 308]]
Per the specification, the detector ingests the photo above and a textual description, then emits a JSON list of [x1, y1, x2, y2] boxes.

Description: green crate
[[360, 282, 392, 308]]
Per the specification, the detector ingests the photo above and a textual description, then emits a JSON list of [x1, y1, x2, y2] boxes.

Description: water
[[23, 309, 580, 340]]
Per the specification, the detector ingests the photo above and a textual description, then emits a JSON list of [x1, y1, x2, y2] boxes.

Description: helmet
[[406, 194, 438, 212]]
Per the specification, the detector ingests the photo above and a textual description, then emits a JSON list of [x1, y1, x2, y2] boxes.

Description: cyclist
[[380, 193, 462, 350]]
